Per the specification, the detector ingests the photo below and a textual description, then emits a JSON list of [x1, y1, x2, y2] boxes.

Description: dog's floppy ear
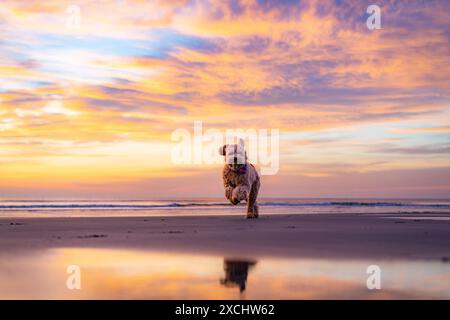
[[219, 144, 227, 156]]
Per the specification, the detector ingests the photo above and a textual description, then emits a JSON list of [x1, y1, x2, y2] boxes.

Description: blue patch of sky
[[2, 28, 219, 84], [33, 28, 219, 59], [388, 120, 450, 146]]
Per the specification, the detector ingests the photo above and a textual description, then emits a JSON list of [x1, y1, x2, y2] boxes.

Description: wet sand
[[1, 213, 449, 261]]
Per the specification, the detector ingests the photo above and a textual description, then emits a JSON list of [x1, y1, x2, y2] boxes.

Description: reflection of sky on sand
[[0, 248, 449, 299]]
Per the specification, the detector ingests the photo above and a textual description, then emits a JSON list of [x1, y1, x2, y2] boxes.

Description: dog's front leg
[[231, 185, 248, 205], [246, 179, 260, 219], [246, 189, 254, 219], [225, 186, 234, 202]]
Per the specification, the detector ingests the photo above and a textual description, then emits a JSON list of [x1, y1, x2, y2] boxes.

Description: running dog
[[219, 140, 260, 219]]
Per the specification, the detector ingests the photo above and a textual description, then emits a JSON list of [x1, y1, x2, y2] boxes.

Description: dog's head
[[219, 139, 247, 173]]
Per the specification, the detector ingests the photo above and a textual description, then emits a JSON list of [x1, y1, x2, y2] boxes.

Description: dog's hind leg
[[246, 178, 260, 219]]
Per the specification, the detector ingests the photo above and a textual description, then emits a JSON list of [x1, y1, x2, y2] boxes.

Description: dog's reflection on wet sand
[[220, 259, 257, 294]]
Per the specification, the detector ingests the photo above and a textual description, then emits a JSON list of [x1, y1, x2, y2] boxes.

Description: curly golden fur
[[219, 142, 261, 219]]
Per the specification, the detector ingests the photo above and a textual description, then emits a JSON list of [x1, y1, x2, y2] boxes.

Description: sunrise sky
[[0, 0, 449, 199]]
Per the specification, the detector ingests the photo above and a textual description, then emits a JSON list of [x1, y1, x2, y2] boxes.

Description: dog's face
[[229, 160, 246, 172], [219, 142, 247, 172]]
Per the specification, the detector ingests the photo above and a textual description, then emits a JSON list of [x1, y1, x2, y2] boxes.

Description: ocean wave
[[0, 204, 181, 209], [1, 201, 450, 210], [0, 202, 233, 210], [260, 201, 450, 208]]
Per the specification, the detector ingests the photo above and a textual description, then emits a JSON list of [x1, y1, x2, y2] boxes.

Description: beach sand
[[1, 212, 450, 299], [1, 213, 449, 260]]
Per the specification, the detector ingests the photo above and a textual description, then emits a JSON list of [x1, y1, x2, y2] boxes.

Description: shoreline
[[1, 213, 450, 261]]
